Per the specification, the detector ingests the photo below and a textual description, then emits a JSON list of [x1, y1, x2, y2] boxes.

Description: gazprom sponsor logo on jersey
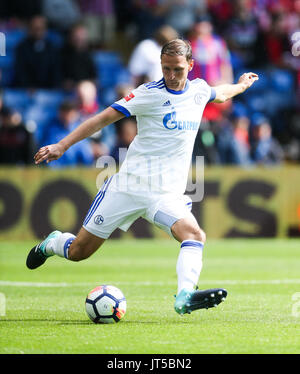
[[163, 109, 198, 131]]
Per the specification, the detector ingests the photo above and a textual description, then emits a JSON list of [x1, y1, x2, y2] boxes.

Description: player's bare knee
[[190, 227, 206, 243], [198, 228, 206, 243]]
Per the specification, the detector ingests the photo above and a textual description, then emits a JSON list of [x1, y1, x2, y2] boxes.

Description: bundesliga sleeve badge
[[124, 92, 135, 102]]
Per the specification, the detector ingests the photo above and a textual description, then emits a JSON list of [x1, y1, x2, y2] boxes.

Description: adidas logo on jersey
[[163, 100, 171, 107]]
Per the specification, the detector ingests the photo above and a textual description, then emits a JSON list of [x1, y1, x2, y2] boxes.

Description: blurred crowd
[[0, 0, 299, 168]]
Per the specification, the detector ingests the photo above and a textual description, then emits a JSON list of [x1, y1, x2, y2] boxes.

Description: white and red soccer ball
[[85, 285, 126, 324]]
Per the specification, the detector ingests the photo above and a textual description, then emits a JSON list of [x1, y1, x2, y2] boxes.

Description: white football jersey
[[111, 78, 214, 195]]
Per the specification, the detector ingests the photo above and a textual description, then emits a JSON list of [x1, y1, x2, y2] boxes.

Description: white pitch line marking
[[0, 279, 300, 288]]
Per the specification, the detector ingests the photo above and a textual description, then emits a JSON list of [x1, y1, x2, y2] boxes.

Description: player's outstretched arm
[[34, 107, 124, 164], [211, 72, 259, 103]]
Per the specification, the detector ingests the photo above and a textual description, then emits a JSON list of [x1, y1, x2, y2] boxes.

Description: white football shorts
[[82, 175, 193, 239]]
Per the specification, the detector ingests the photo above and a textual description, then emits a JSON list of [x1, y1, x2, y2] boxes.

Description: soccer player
[[27, 39, 258, 315]]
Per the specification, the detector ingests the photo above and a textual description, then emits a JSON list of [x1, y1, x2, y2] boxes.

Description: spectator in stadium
[[42, 0, 81, 32], [217, 104, 252, 166], [156, 0, 207, 37], [210, 0, 298, 38], [131, 0, 166, 41], [76, 80, 115, 158], [110, 116, 137, 164], [128, 25, 178, 87], [14, 15, 61, 89], [61, 23, 97, 91], [77, 0, 116, 48], [250, 115, 284, 165], [114, 0, 135, 36], [0, 106, 35, 165], [224, 0, 262, 69], [192, 119, 220, 165], [188, 14, 233, 86], [262, 11, 291, 68], [188, 15, 233, 125], [40, 100, 94, 167], [76, 80, 100, 121], [207, 0, 233, 33]]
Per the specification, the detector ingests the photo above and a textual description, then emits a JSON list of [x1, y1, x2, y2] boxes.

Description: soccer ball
[[85, 285, 126, 324]]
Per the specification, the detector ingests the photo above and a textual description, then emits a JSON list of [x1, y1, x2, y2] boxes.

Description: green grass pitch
[[0, 239, 299, 354]]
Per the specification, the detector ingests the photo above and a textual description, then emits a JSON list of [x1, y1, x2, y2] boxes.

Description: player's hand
[[34, 143, 65, 164], [238, 72, 259, 92]]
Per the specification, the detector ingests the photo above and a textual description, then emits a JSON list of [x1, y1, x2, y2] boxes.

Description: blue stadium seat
[[267, 69, 296, 110], [3, 28, 63, 51], [116, 67, 131, 85], [3, 29, 26, 52], [2, 89, 32, 114], [231, 101, 249, 118], [46, 30, 64, 48], [230, 52, 246, 72], [249, 70, 270, 93], [24, 105, 56, 124], [93, 51, 130, 89], [24, 105, 57, 144], [32, 90, 65, 109], [243, 69, 295, 120], [269, 69, 294, 93], [101, 86, 117, 107], [0, 29, 23, 86], [250, 112, 268, 126], [246, 94, 267, 114], [264, 90, 290, 116], [0, 55, 13, 69], [0, 55, 14, 86], [0, 67, 14, 86]]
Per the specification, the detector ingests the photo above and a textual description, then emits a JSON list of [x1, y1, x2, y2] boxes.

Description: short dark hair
[[160, 39, 192, 61]]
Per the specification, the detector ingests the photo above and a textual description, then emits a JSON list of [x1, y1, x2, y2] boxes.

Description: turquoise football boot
[[174, 288, 227, 315], [26, 230, 61, 269]]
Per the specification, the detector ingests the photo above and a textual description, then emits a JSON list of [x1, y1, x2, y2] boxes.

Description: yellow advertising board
[[0, 166, 299, 240]]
